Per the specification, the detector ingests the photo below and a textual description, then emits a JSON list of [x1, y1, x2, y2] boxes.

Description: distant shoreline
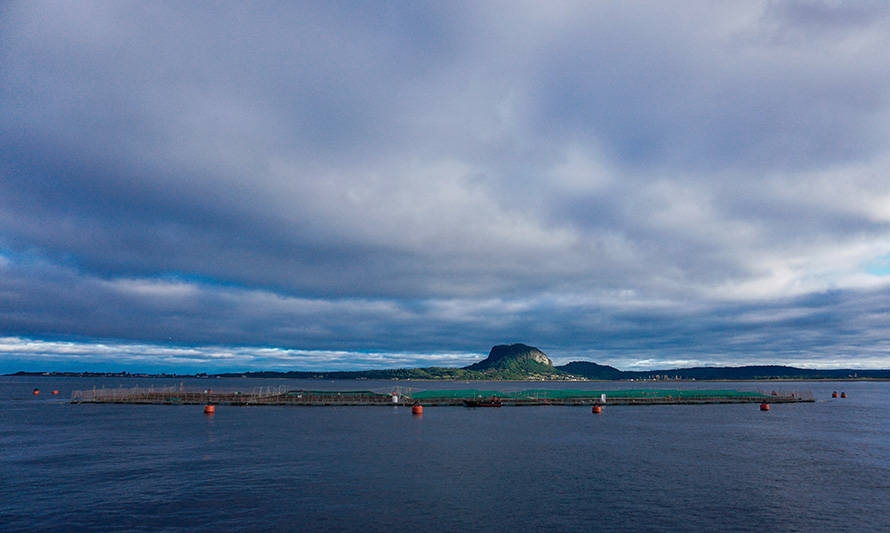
[[7, 344, 889, 381], [6, 371, 890, 382]]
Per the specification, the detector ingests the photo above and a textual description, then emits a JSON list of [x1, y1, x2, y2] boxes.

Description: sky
[[2, 1, 890, 373]]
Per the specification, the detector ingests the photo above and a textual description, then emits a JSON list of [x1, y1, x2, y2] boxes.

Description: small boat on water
[[463, 398, 502, 407]]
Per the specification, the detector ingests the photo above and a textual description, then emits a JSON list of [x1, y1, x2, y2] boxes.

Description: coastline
[[7, 372, 889, 382]]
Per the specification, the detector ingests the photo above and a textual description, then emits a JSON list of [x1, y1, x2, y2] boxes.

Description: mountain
[[465, 343, 551, 370], [463, 343, 567, 379]]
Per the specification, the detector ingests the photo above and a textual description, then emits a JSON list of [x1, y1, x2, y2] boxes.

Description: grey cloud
[[2, 256, 890, 372], [2, 1, 890, 369]]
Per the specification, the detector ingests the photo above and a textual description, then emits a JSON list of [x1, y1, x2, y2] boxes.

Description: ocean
[[2, 377, 888, 532]]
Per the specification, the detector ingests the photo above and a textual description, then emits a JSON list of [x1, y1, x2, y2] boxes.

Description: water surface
[[2, 377, 888, 532]]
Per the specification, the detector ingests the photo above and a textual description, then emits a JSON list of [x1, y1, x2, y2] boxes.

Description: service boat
[[463, 397, 502, 407]]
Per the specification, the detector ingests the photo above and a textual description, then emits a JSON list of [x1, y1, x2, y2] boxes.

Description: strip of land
[[11, 344, 890, 381]]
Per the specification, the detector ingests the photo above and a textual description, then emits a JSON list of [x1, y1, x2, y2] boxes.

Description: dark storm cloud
[[2, 1, 890, 369]]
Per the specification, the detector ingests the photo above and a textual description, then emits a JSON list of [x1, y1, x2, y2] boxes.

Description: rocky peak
[[465, 343, 553, 370]]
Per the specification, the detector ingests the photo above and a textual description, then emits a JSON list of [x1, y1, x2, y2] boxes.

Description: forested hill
[[554, 362, 890, 380]]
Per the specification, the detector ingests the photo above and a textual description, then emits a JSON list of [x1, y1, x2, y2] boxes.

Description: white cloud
[[0, 337, 480, 371]]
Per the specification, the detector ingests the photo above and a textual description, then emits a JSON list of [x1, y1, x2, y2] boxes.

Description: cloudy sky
[[2, 1, 890, 372]]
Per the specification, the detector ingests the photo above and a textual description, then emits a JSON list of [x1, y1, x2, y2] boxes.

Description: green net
[[409, 389, 770, 400], [285, 390, 390, 397]]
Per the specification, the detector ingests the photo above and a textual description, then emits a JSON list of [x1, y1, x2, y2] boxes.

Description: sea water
[[2, 377, 888, 532]]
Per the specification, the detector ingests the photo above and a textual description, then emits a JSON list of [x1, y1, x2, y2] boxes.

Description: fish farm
[[70, 386, 813, 406]]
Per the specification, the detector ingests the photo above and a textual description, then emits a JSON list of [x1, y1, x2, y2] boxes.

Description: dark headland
[[11, 343, 890, 381]]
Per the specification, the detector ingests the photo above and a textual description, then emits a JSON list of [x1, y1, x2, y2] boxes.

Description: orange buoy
[[592, 405, 602, 414], [411, 405, 423, 415], [203, 405, 215, 414], [840, 392, 846, 398], [832, 391, 837, 398], [51, 390, 59, 395], [760, 403, 770, 411], [32, 388, 39, 395]]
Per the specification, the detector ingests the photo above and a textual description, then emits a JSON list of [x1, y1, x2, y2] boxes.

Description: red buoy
[[840, 392, 846, 398], [203, 405, 215, 414], [51, 390, 59, 395], [32, 388, 39, 395], [592, 405, 602, 414], [832, 391, 837, 398], [411, 405, 423, 415], [760, 403, 770, 411]]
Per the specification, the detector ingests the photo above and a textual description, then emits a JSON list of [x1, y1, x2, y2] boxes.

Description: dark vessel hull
[[463, 399, 502, 407]]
